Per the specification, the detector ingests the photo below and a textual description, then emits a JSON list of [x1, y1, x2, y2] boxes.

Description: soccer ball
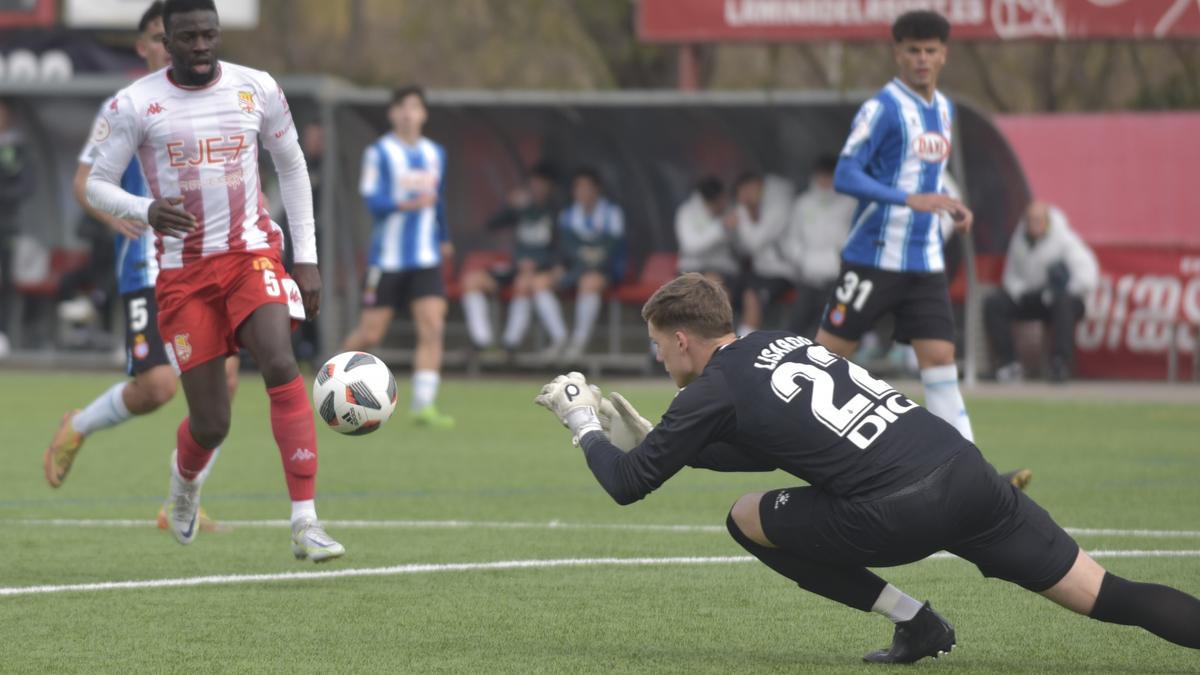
[[312, 351, 398, 435]]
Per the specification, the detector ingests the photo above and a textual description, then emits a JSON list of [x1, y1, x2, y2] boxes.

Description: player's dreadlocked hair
[[892, 10, 951, 43], [138, 1, 164, 34], [642, 274, 734, 339], [163, 0, 218, 31]]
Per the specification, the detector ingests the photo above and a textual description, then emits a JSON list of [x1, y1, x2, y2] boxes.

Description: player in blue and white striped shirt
[[343, 85, 454, 428], [817, 11, 980, 449], [557, 168, 626, 362]]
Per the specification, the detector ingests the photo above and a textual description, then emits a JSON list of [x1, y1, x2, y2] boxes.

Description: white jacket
[[783, 185, 856, 285], [1002, 206, 1099, 300], [735, 174, 795, 279], [675, 192, 737, 275]]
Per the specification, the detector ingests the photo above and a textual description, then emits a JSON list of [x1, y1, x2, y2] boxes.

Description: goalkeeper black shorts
[[758, 444, 1079, 592]]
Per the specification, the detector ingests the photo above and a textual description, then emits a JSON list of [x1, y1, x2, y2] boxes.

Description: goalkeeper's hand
[[597, 390, 654, 450], [534, 372, 603, 445]]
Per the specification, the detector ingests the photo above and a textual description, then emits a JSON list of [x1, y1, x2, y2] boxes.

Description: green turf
[[0, 372, 1197, 673]]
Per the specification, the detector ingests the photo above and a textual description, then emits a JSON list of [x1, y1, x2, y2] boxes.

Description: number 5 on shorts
[[835, 270, 873, 312], [128, 297, 148, 331], [263, 269, 281, 297]]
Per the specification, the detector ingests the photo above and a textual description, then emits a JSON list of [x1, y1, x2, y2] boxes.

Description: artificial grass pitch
[[0, 372, 1197, 672]]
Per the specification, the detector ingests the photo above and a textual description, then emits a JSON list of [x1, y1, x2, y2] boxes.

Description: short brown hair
[[641, 273, 734, 338]]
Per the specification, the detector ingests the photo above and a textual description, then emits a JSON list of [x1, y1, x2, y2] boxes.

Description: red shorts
[[156, 251, 295, 372]]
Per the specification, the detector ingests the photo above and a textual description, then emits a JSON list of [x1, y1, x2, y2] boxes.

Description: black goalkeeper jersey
[[580, 330, 967, 504]]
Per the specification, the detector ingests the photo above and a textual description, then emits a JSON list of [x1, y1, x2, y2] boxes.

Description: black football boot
[[863, 602, 956, 664]]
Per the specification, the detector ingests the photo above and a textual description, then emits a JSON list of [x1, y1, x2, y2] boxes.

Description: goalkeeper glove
[[534, 371, 603, 445], [599, 391, 653, 450]]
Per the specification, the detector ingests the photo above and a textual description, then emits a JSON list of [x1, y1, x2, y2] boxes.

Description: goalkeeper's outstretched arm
[[575, 374, 737, 505]]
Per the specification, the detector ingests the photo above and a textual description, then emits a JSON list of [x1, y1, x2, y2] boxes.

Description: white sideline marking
[[0, 556, 750, 597], [2, 550, 1199, 598], [6, 518, 1200, 539]]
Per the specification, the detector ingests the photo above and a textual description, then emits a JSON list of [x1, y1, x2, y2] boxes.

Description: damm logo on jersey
[[912, 132, 950, 163]]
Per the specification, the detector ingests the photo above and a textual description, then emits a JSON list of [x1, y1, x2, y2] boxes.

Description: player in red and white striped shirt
[[86, 0, 342, 562]]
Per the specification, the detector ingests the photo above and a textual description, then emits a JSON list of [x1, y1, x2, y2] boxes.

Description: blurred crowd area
[[0, 87, 1105, 386], [1, 1, 1195, 380]]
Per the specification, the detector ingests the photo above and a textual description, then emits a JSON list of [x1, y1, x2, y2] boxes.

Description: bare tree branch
[[963, 43, 1010, 112], [1083, 42, 1118, 110], [1040, 42, 1058, 111], [794, 43, 832, 88]]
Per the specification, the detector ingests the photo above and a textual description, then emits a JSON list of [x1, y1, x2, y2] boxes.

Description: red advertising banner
[[0, 0, 55, 29], [638, 0, 1200, 42], [1075, 246, 1200, 380]]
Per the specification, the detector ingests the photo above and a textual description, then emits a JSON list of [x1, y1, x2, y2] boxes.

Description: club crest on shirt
[[173, 333, 192, 364], [830, 303, 847, 327], [238, 90, 256, 114], [133, 333, 150, 360]]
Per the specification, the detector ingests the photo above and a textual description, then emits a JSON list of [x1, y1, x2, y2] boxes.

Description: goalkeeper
[[535, 273, 1200, 664]]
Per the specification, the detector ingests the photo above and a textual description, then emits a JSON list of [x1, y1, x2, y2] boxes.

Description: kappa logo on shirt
[[146, 102, 166, 116], [774, 491, 790, 510]]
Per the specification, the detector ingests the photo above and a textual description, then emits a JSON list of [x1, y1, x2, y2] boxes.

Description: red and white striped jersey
[[88, 61, 301, 270]]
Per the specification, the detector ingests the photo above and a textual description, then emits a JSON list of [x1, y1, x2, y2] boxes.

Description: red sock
[[175, 418, 215, 482], [268, 375, 318, 501]]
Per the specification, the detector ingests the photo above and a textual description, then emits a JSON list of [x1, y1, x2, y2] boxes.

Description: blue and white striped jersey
[[558, 198, 627, 278], [114, 161, 157, 293], [359, 134, 448, 271], [79, 98, 158, 294], [835, 79, 955, 273], [559, 198, 624, 243]]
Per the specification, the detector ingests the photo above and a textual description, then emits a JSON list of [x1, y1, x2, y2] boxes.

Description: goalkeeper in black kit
[[535, 273, 1200, 664]]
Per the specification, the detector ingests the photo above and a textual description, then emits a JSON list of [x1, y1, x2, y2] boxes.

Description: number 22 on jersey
[[771, 345, 919, 450]]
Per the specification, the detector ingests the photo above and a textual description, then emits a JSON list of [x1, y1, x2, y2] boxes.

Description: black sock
[[726, 512, 887, 612], [1089, 572, 1200, 648]]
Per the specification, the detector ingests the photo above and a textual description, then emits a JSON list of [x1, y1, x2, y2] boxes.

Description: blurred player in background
[[537, 274, 1200, 663], [84, 0, 343, 561], [731, 171, 795, 335], [0, 97, 34, 359], [557, 168, 625, 363], [782, 154, 855, 337], [675, 175, 738, 289], [345, 85, 454, 428], [44, 1, 237, 534], [460, 161, 567, 357], [822, 11, 1029, 488]]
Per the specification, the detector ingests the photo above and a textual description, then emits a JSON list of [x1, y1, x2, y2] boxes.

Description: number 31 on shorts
[[835, 270, 873, 312]]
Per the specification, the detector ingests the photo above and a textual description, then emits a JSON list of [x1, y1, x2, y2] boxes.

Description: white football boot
[[291, 517, 346, 563], [165, 449, 207, 545]]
